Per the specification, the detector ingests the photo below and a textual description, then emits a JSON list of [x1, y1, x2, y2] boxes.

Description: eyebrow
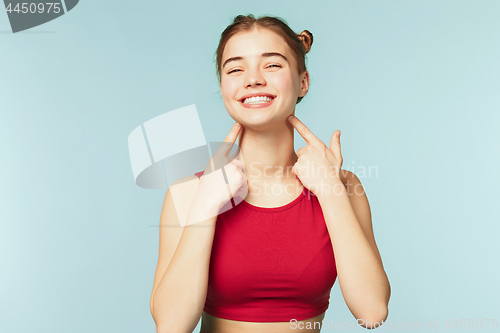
[[222, 52, 288, 70]]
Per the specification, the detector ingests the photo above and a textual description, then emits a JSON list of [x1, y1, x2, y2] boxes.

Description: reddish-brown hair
[[215, 14, 313, 104]]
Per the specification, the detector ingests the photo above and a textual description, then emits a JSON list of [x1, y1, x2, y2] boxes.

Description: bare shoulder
[[338, 169, 368, 205], [339, 169, 364, 196], [161, 175, 201, 227], [171, 174, 200, 187]]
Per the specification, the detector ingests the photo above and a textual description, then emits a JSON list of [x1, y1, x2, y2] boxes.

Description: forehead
[[222, 28, 291, 61]]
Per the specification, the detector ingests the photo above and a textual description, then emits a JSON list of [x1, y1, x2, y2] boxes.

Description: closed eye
[[227, 64, 281, 74]]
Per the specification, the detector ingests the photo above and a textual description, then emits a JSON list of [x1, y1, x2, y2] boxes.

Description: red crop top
[[194, 170, 337, 322]]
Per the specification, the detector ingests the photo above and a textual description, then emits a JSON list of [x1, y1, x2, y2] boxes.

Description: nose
[[244, 67, 266, 88]]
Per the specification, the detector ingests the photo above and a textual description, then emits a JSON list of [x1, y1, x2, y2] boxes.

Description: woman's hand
[[197, 122, 248, 209], [288, 115, 343, 197]]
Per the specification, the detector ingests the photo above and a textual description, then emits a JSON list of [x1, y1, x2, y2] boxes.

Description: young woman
[[150, 14, 391, 333]]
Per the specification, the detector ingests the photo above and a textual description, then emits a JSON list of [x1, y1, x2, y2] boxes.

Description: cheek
[[220, 79, 239, 101], [220, 79, 239, 119], [272, 73, 297, 98]]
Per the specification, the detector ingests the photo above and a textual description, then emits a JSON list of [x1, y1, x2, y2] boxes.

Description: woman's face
[[220, 28, 309, 129]]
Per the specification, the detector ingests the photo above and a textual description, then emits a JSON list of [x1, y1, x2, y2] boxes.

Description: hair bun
[[297, 30, 313, 54]]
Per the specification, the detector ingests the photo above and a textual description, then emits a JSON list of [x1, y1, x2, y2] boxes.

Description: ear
[[298, 70, 310, 98]]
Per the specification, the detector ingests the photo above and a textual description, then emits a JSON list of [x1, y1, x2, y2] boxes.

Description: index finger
[[219, 122, 242, 158], [288, 115, 321, 145], [224, 122, 242, 144]]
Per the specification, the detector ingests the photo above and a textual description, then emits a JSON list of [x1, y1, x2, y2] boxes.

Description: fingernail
[[288, 115, 295, 120]]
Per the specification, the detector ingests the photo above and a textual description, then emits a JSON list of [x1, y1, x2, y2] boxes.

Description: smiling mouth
[[241, 96, 275, 104]]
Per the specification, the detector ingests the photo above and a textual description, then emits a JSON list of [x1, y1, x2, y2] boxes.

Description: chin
[[225, 99, 293, 126]]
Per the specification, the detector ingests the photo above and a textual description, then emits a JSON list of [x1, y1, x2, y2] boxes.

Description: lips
[[239, 95, 276, 108], [238, 92, 276, 103]]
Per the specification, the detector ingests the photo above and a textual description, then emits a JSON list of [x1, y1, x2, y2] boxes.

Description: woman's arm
[[151, 177, 221, 333], [151, 122, 243, 333], [286, 116, 390, 328], [318, 170, 391, 329]]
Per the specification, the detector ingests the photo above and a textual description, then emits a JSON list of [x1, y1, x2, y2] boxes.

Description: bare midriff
[[199, 311, 326, 333]]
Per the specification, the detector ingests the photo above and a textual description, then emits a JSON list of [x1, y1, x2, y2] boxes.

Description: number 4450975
[[5, 3, 61, 14]]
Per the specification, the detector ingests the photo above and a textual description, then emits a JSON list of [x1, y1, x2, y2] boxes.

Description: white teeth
[[242, 96, 273, 104]]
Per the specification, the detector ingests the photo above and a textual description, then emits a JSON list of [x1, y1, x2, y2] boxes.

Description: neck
[[236, 119, 298, 192]]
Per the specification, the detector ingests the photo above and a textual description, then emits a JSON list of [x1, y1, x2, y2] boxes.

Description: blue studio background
[[1, 0, 499, 332]]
